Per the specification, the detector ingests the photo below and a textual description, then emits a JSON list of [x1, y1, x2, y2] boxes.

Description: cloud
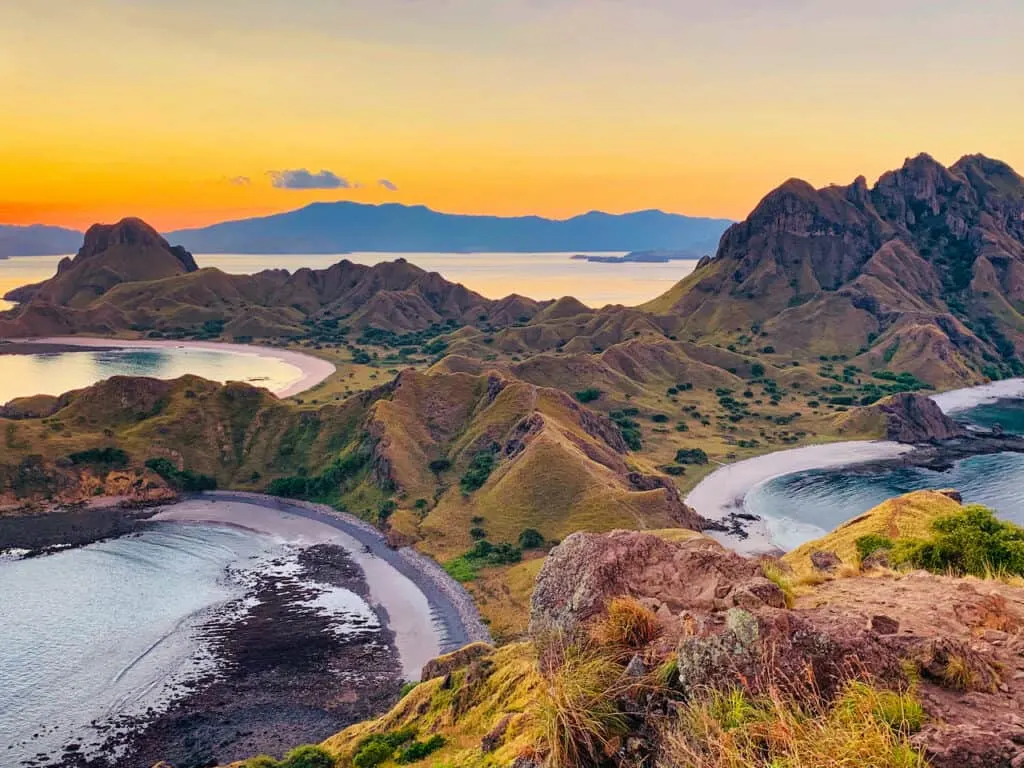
[[378, 178, 399, 191], [269, 169, 351, 190], [227, 175, 251, 186]]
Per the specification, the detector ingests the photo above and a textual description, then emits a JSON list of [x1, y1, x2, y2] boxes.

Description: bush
[[243, 757, 281, 768], [574, 388, 602, 404], [890, 505, 1024, 578], [353, 729, 417, 768], [461, 451, 497, 493], [470, 526, 488, 540], [395, 735, 446, 763], [855, 534, 894, 561], [750, 362, 766, 378], [519, 528, 545, 549], [281, 745, 335, 768], [145, 457, 217, 492], [651, 413, 670, 423], [429, 458, 452, 473], [674, 448, 709, 465], [69, 447, 129, 468]]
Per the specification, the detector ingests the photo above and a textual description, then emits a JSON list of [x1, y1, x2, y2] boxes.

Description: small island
[[570, 248, 704, 264]]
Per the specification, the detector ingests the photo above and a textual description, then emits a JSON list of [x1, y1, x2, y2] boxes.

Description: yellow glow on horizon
[[2, 1, 1022, 231]]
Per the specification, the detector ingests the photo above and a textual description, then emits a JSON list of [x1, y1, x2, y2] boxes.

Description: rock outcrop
[[529, 530, 785, 638], [878, 392, 968, 443]]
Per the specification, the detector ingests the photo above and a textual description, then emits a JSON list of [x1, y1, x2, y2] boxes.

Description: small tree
[[519, 528, 545, 549]]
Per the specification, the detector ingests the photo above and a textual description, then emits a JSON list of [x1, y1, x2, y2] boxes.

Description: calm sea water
[[0, 251, 699, 311], [0, 347, 304, 404], [746, 400, 1024, 550], [0, 522, 375, 764]]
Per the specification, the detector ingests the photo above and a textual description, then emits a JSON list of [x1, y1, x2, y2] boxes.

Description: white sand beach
[[26, 336, 335, 397], [685, 441, 913, 555], [151, 496, 446, 680], [931, 377, 1024, 414]]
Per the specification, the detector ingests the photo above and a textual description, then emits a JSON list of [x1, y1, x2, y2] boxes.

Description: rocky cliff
[[643, 154, 1024, 387]]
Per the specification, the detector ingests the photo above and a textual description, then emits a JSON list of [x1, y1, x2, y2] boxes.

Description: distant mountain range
[[0, 225, 83, 258], [167, 203, 732, 254], [0, 203, 733, 257]]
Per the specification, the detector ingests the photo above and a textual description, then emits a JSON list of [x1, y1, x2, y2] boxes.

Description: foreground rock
[[530, 529, 1024, 767]]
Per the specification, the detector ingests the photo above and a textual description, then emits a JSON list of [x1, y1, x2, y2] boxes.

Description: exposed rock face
[[529, 530, 784, 638], [878, 392, 967, 443], [533, 529, 1024, 768], [644, 153, 1024, 386]]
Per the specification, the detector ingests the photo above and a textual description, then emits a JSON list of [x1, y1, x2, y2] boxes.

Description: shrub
[[395, 735, 445, 763], [281, 745, 335, 768], [890, 505, 1024, 578], [69, 447, 129, 468], [243, 757, 281, 768], [429, 458, 452, 473], [461, 451, 497, 493], [590, 597, 660, 650], [519, 528, 545, 549], [574, 388, 602, 404], [674, 448, 709, 465], [353, 729, 417, 768], [145, 457, 217, 492], [651, 413, 670, 423], [470, 526, 488, 540], [855, 533, 894, 561], [750, 362, 766, 378]]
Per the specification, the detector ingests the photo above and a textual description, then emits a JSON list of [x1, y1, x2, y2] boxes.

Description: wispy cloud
[[378, 178, 399, 191], [227, 175, 251, 186], [268, 169, 351, 190]]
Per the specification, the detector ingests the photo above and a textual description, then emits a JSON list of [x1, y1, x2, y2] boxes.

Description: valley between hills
[[3, 153, 1024, 768]]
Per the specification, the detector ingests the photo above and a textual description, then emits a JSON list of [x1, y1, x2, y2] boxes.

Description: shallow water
[[0, 251, 698, 310], [746, 403, 1024, 550], [0, 521, 375, 764], [0, 346, 304, 404]]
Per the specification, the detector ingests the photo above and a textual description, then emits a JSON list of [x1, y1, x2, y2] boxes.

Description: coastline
[[687, 441, 913, 555], [2, 336, 336, 398], [692, 378, 1024, 555], [155, 491, 491, 676], [930, 377, 1024, 414]]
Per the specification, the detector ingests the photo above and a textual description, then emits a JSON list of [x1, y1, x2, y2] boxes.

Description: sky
[[1, 0, 1022, 231]]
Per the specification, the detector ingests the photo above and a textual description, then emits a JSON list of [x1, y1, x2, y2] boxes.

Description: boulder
[[878, 392, 966, 443], [529, 530, 785, 638]]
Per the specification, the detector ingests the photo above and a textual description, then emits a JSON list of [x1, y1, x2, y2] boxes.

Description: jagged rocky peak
[[78, 217, 198, 272]]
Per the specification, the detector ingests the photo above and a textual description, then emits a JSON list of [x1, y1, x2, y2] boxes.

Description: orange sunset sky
[[2, 0, 1022, 231]]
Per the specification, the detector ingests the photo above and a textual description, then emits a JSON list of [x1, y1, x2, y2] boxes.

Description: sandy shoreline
[[152, 491, 490, 679], [5, 336, 335, 397], [931, 377, 1024, 414], [686, 441, 913, 555]]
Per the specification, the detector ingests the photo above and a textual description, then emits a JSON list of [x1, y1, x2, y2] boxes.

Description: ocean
[[745, 401, 1024, 550]]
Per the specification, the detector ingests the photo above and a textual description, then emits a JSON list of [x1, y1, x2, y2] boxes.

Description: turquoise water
[[0, 347, 303, 404], [747, 401, 1024, 550]]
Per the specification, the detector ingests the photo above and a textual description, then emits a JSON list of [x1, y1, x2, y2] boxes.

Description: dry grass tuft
[[537, 642, 637, 768], [659, 680, 927, 768], [590, 596, 661, 651], [760, 561, 796, 608]]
